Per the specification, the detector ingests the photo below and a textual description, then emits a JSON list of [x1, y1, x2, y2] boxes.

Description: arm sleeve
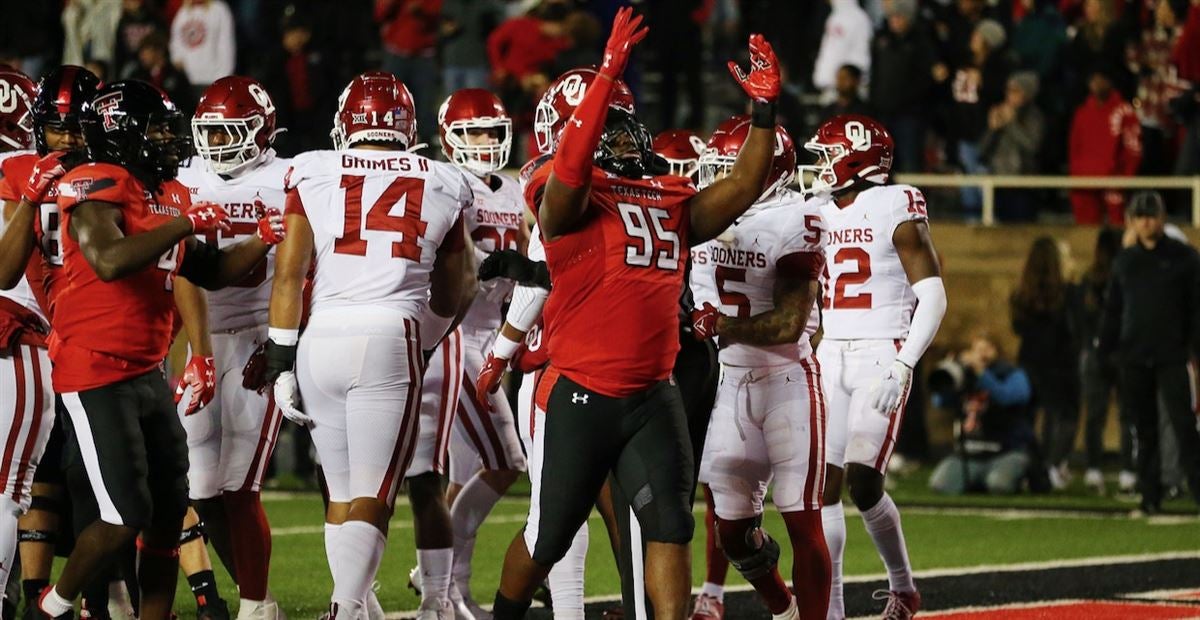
[[505, 283, 549, 332], [551, 74, 618, 188], [896, 276, 947, 368]]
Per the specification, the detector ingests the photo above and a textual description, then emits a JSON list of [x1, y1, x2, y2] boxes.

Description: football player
[[174, 75, 291, 620], [264, 71, 476, 620], [652, 129, 705, 180], [802, 115, 946, 620], [690, 115, 832, 620], [490, 8, 783, 619], [40, 80, 285, 620], [431, 88, 528, 618]]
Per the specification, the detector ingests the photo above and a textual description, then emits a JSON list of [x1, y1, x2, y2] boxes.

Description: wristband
[[751, 100, 776, 128], [268, 327, 299, 346], [492, 334, 522, 360], [264, 340, 297, 385]]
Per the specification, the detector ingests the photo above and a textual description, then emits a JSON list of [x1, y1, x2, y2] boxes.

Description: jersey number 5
[[822, 247, 872, 309], [335, 175, 428, 261], [618, 203, 680, 270]]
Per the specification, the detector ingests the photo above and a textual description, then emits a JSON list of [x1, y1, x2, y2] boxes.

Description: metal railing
[[893, 174, 1200, 227]]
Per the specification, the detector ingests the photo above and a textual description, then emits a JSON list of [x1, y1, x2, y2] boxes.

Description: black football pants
[[1119, 361, 1200, 508]]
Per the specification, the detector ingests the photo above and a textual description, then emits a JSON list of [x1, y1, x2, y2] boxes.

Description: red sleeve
[[552, 76, 618, 188], [284, 187, 307, 218], [57, 165, 132, 213], [0, 156, 31, 202], [776, 251, 825, 280]]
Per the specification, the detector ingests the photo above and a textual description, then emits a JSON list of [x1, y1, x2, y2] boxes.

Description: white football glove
[[868, 360, 912, 416], [273, 370, 312, 427]]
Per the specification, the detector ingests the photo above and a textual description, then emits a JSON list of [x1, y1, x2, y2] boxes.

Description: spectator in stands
[[649, 0, 706, 130], [823, 64, 874, 120], [114, 0, 167, 80], [870, 0, 936, 173], [1130, 0, 1189, 174], [1065, 0, 1132, 106], [1174, 0, 1200, 83], [928, 332, 1036, 495], [170, 0, 236, 99], [441, 0, 503, 93], [812, 0, 872, 104], [1099, 191, 1200, 516], [487, 0, 570, 152], [1069, 227, 1130, 495], [1068, 67, 1142, 225], [981, 72, 1044, 220], [375, 0, 441, 146], [260, 13, 335, 156], [1011, 236, 1079, 490], [62, 0, 122, 68], [935, 0, 990, 64], [130, 31, 197, 114], [941, 19, 1009, 219], [1009, 0, 1067, 85]]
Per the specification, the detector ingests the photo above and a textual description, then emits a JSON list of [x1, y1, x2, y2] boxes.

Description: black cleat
[[197, 598, 231, 620]]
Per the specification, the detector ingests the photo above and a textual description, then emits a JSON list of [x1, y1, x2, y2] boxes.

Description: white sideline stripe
[[1122, 587, 1200, 601]]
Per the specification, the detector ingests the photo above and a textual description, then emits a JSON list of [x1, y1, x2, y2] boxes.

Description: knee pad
[[724, 516, 781, 581], [632, 489, 695, 546], [17, 530, 56, 544], [136, 536, 180, 559], [179, 521, 207, 546]]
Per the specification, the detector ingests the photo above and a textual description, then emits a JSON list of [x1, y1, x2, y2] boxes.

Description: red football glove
[[727, 34, 781, 103], [598, 6, 649, 81], [255, 201, 286, 245], [476, 353, 507, 410], [22, 151, 70, 204], [691, 302, 721, 340], [174, 355, 216, 416], [184, 202, 231, 234], [242, 340, 268, 392]]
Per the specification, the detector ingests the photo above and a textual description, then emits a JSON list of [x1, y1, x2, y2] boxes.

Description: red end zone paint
[[926, 600, 1200, 619]]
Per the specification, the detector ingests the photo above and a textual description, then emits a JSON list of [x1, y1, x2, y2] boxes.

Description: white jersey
[[288, 149, 472, 318], [176, 153, 290, 331], [692, 190, 825, 366], [0, 150, 46, 325], [461, 171, 525, 331], [818, 183, 927, 340]]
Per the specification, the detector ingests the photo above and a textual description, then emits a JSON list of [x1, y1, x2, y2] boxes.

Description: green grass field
[[162, 469, 1200, 618]]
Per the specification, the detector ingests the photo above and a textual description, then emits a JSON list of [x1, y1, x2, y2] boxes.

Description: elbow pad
[[896, 276, 947, 368]]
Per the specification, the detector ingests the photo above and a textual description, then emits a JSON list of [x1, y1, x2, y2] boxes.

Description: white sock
[[332, 521, 387, 605], [417, 547, 453, 605], [547, 523, 588, 618], [860, 493, 916, 593], [41, 586, 73, 616], [324, 523, 343, 581], [0, 498, 20, 591], [450, 475, 502, 594], [701, 582, 725, 601], [821, 503, 846, 620]]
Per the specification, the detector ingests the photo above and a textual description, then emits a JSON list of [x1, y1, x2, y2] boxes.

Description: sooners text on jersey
[[819, 184, 928, 340], [461, 171, 524, 331]]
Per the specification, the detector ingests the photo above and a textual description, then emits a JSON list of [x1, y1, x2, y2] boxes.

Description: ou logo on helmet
[[557, 74, 587, 107], [845, 120, 871, 151], [247, 83, 275, 115], [0, 79, 19, 115]]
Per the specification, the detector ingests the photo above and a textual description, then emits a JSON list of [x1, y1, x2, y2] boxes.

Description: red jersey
[[526, 162, 697, 397], [50, 163, 192, 393], [0, 153, 71, 322]]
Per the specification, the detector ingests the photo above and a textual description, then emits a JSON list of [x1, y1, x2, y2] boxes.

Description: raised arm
[[539, 7, 647, 240], [687, 35, 782, 244]]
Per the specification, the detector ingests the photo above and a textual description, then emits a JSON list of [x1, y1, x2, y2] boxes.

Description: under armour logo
[[572, 392, 589, 405]]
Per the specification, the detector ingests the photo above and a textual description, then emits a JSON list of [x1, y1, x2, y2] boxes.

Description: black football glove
[[478, 250, 552, 290]]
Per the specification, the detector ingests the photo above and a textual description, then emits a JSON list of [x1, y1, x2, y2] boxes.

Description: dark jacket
[[948, 53, 1010, 143], [869, 24, 937, 116], [1011, 293, 1078, 379], [1100, 236, 1200, 365]]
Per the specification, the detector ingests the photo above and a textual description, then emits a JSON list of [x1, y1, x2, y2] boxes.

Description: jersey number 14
[[335, 175, 428, 261]]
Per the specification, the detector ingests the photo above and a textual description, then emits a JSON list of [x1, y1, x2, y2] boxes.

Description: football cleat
[[365, 583, 384, 620], [197, 598, 231, 620], [234, 599, 283, 620], [770, 596, 797, 620], [690, 593, 724, 620], [416, 599, 454, 620], [37, 588, 74, 620], [1084, 468, 1105, 495], [407, 566, 423, 596], [450, 586, 488, 620], [874, 589, 921, 620]]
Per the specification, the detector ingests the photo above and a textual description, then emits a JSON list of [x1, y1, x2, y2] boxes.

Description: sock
[[224, 491, 272, 601], [716, 517, 792, 615], [187, 570, 220, 608], [491, 592, 531, 620], [0, 498, 19, 590], [331, 521, 387, 605], [822, 503, 846, 619], [23, 579, 49, 609], [324, 523, 343, 580], [702, 486, 730, 591], [701, 582, 725, 601], [417, 547, 453, 605], [783, 510, 832, 620], [450, 475, 501, 594], [860, 493, 916, 593], [40, 586, 73, 616], [547, 523, 588, 619]]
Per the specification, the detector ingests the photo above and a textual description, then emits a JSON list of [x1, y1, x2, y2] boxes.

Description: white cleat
[[450, 586, 486, 620], [770, 597, 798, 620], [1084, 468, 1105, 494], [108, 580, 136, 620], [416, 599, 455, 620], [235, 599, 283, 620], [365, 583, 385, 620], [408, 566, 424, 596]]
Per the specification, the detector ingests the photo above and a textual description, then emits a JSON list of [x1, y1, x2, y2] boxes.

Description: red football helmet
[[192, 76, 278, 175], [0, 67, 36, 151], [438, 88, 511, 176], [799, 114, 893, 195], [332, 71, 417, 151], [697, 114, 796, 200], [653, 129, 705, 178], [533, 67, 635, 155]]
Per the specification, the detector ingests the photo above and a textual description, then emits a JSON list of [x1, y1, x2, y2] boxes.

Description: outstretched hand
[[727, 34, 781, 103], [599, 6, 649, 81]]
